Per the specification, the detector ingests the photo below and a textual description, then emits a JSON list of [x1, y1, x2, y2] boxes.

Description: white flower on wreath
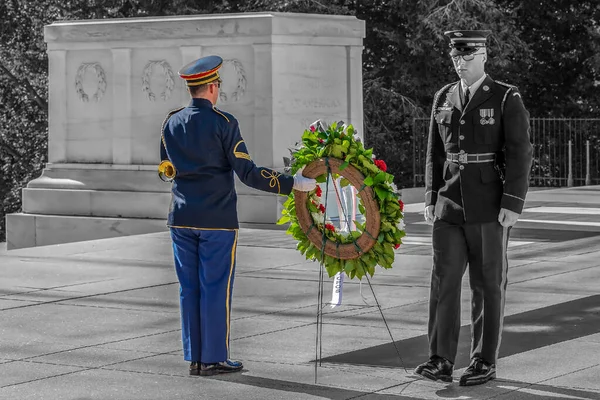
[[311, 211, 325, 226], [397, 219, 406, 231]]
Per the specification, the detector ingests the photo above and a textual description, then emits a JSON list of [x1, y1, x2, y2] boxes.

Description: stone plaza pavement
[[1, 186, 600, 400]]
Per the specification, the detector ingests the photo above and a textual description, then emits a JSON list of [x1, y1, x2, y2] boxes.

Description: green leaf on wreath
[[339, 161, 349, 171], [364, 176, 374, 186], [344, 259, 355, 274], [358, 203, 365, 214], [315, 175, 327, 183], [378, 233, 385, 244], [367, 265, 375, 277], [374, 172, 387, 185], [375, 186, 389, 202], [277, 215, 290, 225], [340, 178, 350, 187]]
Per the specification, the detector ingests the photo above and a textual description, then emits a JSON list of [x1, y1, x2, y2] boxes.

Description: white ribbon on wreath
[[330, 180, 359, 308]]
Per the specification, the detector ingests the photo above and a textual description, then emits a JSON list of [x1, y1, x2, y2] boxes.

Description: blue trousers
[[170, 228, 238, 363]]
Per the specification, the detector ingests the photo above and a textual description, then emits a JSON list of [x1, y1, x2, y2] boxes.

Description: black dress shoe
[[414, 355, 454, 382], [199, 359, 243, 376], [189, 362, 200, 376], [459, 357, 496, 386]]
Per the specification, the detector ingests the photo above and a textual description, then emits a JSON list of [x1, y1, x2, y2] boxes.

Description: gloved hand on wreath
[[292, 167, 317, 192]]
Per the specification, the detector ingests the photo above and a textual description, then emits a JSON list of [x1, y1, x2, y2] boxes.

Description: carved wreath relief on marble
[[74, 58, 246, 103], [141, 60, 175, 102], [218, 59, 247, 103], [75, 62, 107, 103]]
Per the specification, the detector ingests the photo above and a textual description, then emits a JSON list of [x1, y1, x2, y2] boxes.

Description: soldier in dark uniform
[[415, 31, 533, 386], [159, 55, 316, 376]]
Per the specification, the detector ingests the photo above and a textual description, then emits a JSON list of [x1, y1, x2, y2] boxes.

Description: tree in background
[[1, 0, 599, 241]]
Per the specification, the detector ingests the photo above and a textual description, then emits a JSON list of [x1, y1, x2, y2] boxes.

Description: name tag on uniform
[[480, 108, 495, 125]]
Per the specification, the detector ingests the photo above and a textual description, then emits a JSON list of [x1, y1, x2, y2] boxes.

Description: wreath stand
[[294, 157, 408, 383]]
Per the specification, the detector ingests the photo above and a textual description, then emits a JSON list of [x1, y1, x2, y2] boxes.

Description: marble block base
[[6, 164, 287, 249], [5, 213, 168, 250]]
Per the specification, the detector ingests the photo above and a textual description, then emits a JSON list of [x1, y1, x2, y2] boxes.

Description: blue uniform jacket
[[160, 98, 293, 229], [425, 76, 533, 224]]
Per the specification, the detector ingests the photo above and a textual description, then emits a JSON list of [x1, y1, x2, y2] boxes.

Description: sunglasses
[[451, 52, 485, 63]]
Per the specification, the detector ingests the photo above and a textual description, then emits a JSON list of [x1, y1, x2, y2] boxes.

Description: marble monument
[[6, 12, 365, 249]]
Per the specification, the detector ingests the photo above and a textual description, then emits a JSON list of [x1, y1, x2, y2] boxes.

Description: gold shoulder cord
[[431, 82, 456, 118], [158, 107, 184, 182]]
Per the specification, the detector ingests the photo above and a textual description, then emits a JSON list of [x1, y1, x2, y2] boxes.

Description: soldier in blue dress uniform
[[159, 55, 316, 376], [415, 31, 533, 385]]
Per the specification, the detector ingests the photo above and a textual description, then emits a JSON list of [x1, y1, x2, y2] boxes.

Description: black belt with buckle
[[447, 152, 496, 164]]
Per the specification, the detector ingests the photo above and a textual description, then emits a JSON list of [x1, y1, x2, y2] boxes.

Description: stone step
[[28, 164, 168, 192], [22, 188, 170, 219], [5, 213, 167, 250]]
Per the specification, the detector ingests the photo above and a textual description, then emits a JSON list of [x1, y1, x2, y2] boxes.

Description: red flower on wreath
[[318, 138, 325, 144], [374, 159, 387, 172], [325, 223, 336, 232], [310, 125, 316, 132], [315, 185, 322, 197], [394, 243, 401, 249], [398, 199, 404, 212], [318, 204, 326, 213]]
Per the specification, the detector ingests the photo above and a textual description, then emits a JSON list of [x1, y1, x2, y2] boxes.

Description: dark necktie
[[464, 87, 471, 107]]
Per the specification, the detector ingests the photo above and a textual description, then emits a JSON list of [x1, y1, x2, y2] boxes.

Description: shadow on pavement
[[321, 295, 600, 369]]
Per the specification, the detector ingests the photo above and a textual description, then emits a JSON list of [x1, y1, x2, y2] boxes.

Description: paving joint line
[[0, 282, 178, 311], [13, 329, 181, 363], [53, 302, 178, 314], [537, 361, 600, 388], [0, 278, 121, 298], [232, 322, 315, 341], [0, 368, 89, 389], [1, 350, 182, 390], [509, 263, 600, 285]]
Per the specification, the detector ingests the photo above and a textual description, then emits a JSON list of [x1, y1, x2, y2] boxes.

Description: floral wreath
[[278, 121, 405, 280]]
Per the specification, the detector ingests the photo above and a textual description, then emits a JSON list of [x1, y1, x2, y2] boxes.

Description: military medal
[[480, 108, 495, 125]]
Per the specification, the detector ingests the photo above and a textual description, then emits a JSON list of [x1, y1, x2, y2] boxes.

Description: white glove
[[293, 168, 317, 192], [424, 205, 435, 225]]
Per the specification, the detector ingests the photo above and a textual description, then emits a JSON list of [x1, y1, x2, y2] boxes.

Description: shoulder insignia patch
[[233, 140, 252, 161], [212, 106, 230, 123]]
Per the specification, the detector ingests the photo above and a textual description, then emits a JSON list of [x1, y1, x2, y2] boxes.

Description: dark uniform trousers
[[429, 219, 509, 364], [425, 76, 532, 365]]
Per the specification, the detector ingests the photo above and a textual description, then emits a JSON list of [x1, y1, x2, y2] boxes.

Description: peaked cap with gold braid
[[178, 55, 223, 87]]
